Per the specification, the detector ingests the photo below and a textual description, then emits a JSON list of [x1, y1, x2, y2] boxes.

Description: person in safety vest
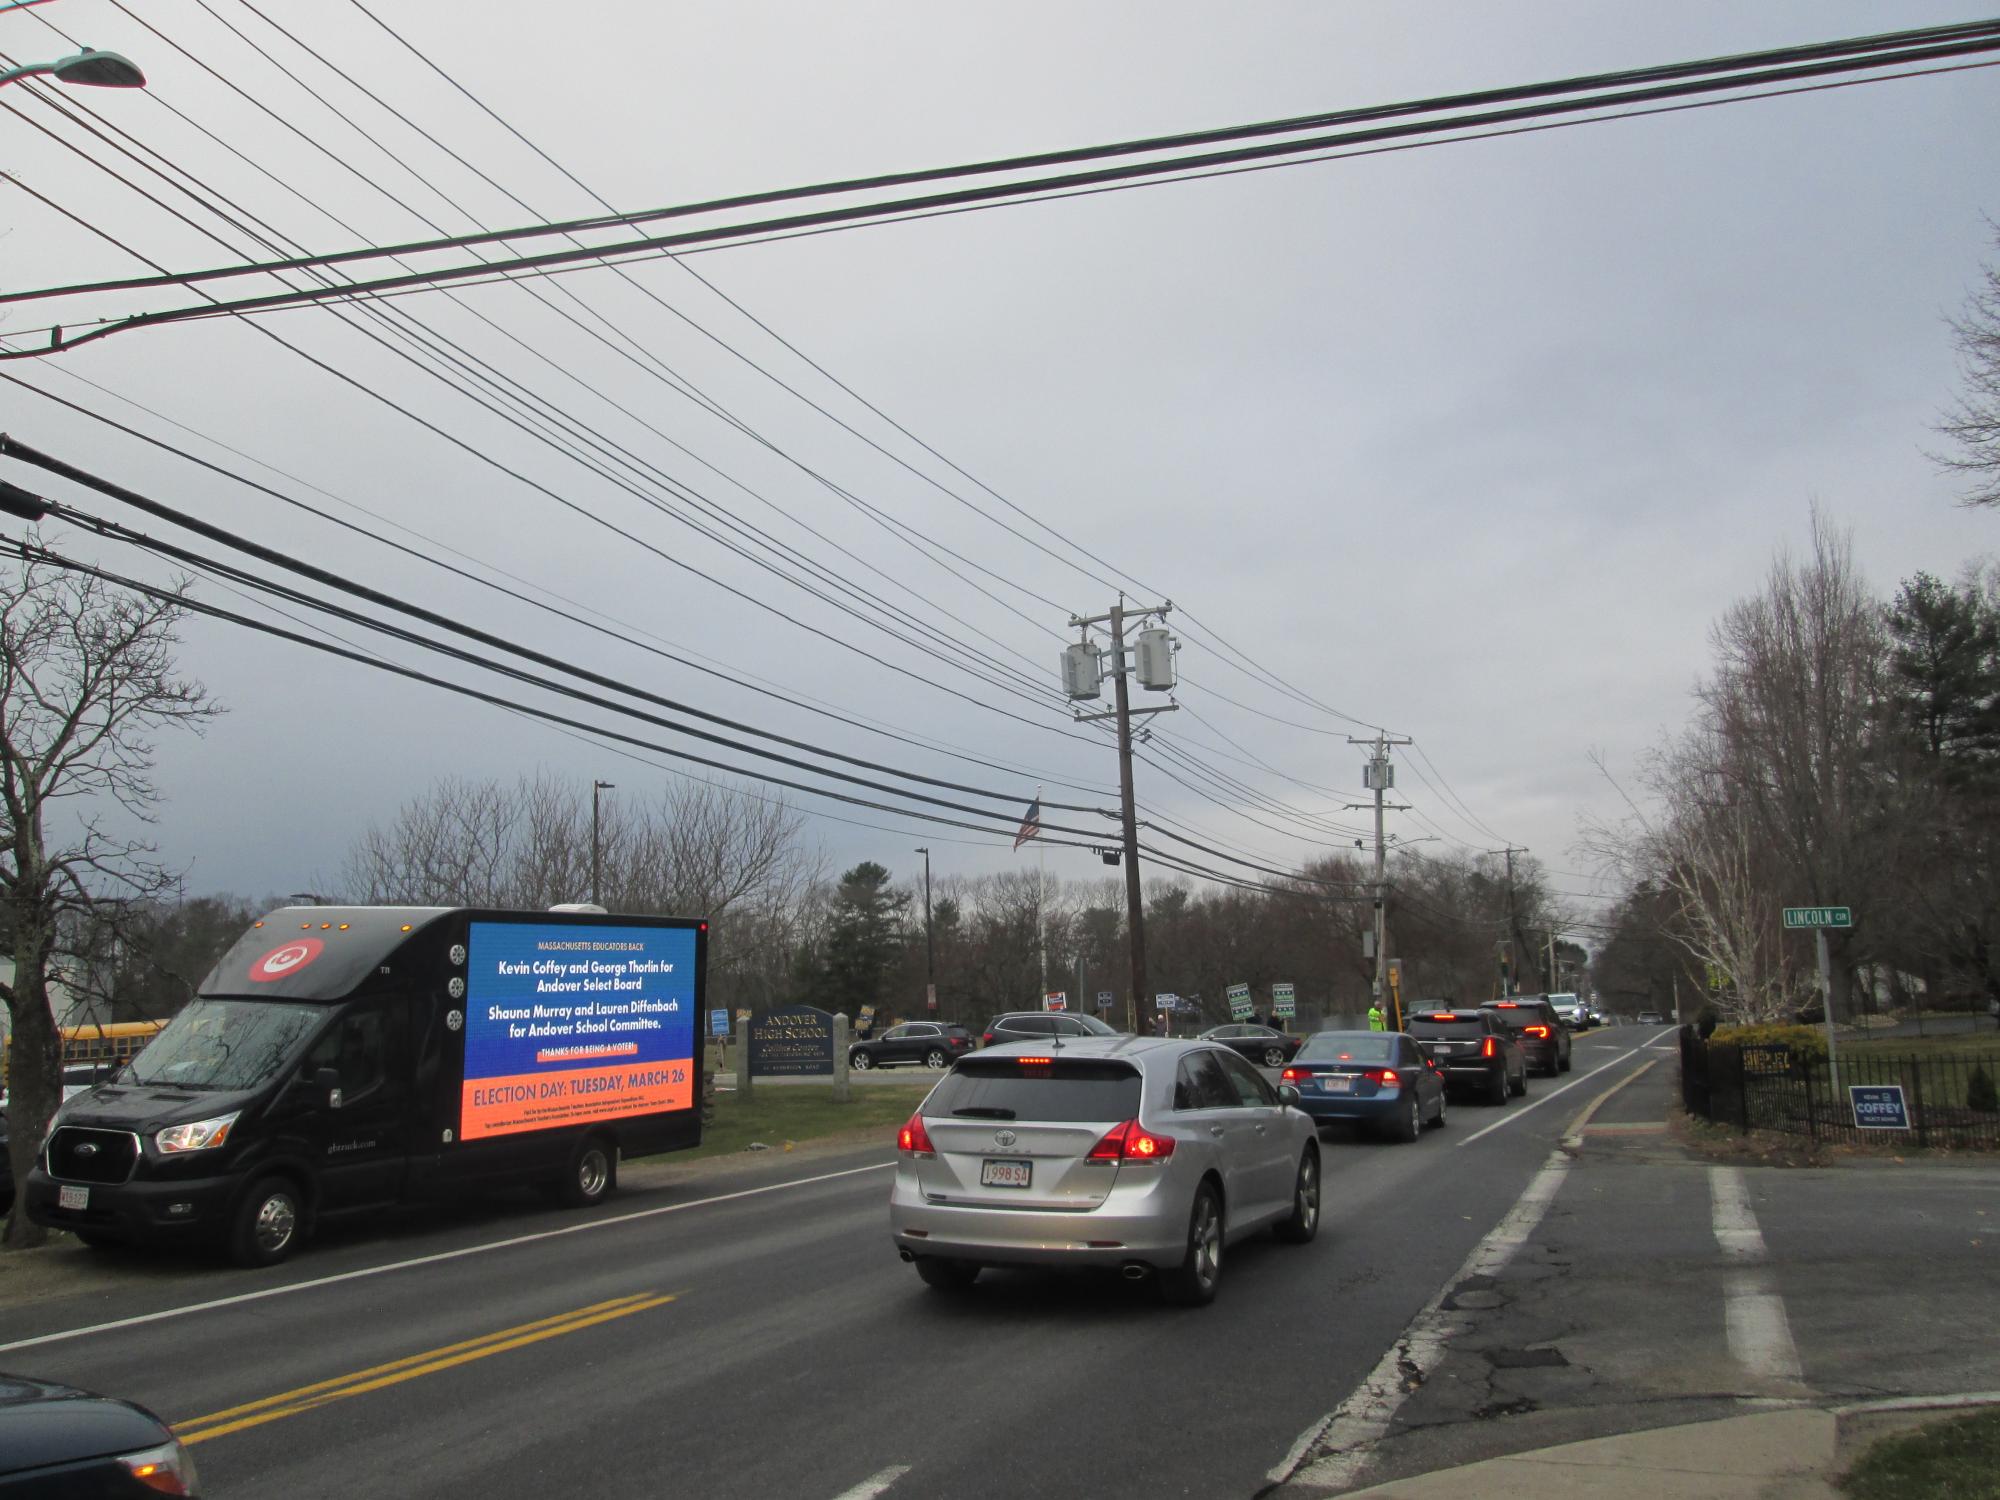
[[1367, 1003, 1386, 1031]]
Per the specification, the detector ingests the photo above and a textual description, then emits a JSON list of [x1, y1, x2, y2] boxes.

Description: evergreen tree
[[815, 862, 909, 1017]]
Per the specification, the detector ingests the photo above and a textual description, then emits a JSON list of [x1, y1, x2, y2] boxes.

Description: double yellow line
[[174, 1291, 677, 1446]]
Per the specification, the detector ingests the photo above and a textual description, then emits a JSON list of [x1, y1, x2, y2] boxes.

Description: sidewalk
[[1313, 1397, 2000, 1498]]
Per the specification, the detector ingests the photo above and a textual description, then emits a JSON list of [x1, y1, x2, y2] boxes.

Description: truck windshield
[[121, 999, 332, 1092]]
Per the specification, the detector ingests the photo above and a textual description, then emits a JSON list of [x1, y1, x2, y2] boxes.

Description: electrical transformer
[[1062, 641, 1103, 699], [1134, 626, 1176, 690], [1363, 758, 1395, 791]]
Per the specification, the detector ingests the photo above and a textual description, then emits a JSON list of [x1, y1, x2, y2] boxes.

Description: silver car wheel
[[1297, 1154, 1319, 1233], [924, 1048, 948, 1069], [851, 1051, 873, 1070], [1191, 1192, 1222, 1290], [1263, 1046, 1286, 1068]]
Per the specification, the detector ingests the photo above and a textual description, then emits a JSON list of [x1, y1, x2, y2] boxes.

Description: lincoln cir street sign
[[1783, 906, 1853, 929]]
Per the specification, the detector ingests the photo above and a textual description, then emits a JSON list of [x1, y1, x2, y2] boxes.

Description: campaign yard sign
[[1272, 982, 1296, 1019], [1850, 1084, 1910, 1130], [1227, 982, 1254, 1020], [461, 921, 696, 1142]]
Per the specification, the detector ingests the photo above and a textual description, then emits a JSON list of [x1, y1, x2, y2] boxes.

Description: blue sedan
[[1280, 1031, 1447, 1141]]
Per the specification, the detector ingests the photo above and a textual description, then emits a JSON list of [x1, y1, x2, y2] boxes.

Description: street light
[[0, 48, 147, 90], [914, 847, 935, 1015], [591, 780, 615, 906]]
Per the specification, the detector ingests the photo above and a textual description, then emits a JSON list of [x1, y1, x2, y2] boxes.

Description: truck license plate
[[58, 1185, 89, 1211], [1321, 1076, 1353, 1093], [980, 1158, 1031, 1188]]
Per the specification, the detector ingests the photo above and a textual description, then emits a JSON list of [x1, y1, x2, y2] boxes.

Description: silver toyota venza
[[889, 1036, 1321, 1304]]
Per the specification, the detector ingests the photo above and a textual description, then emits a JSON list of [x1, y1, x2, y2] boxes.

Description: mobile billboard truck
[[27, 907, 704, 1265]]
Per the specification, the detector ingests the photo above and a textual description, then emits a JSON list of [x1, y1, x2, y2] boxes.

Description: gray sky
[[3, 1, 1997, 939]]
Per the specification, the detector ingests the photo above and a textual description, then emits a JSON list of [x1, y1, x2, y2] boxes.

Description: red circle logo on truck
[[248, 938, 324, 982]]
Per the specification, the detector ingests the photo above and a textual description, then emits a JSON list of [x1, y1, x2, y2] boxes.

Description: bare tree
[[1, 562, 220, 1249], [1936, 224, 2000, 507]]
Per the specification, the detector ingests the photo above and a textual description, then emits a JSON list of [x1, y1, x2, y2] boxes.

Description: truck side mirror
[[314, 1066, 342, 1110]]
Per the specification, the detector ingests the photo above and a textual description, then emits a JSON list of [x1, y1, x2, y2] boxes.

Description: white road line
[[1709, 1166, 1804, 1386], [0, 1161, 894, 1356], [1455, 1033, 1672, 1147], [829, 1464, 910, 1500], [1272, 1150, 1572, 1491]]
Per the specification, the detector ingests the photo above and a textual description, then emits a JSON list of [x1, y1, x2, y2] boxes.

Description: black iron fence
[[1679, 1028, 2000, 1149]]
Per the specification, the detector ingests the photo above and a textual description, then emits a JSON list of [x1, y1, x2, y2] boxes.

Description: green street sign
[[1783, 906, 1853, 930]]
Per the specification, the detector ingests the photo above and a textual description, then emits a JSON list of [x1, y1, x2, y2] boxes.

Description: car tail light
[[1525, 1024, 1552, 1039], [1281, 1067, 1303, 1082], [1495, 1001, 1520, 1008], [1482, 1037, 1497, 1058], [897, 1113, 936, 1155], [1087, 1119, 1176, 1163], [981, 1032, 996, 1047], [1367, 1068, 1401, 1087], [1015, 1056, 1053, 1065]]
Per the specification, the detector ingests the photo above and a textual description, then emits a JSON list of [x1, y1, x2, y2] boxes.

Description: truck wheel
[[230, 1176, 305, 1267], [850, 1051, 874, 1070], [556, 1135, 616, 1209]]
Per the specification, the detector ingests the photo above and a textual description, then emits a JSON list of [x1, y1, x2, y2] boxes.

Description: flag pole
[[1036, 784, 1047, 1000]]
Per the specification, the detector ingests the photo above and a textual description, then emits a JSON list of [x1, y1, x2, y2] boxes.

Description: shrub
[[1969, 1065, 1999, 1114], [1709, 1023, 1828, 1061]]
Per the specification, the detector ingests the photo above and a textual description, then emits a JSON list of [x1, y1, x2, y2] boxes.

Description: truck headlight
[[156, 1112, 240, 1154]]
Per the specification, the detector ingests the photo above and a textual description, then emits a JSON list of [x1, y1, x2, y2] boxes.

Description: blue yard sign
[[1849, 1084, 1909, 1130], [709, 1008, 729, 1037]]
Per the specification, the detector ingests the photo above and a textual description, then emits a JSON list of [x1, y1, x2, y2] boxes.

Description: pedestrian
[[1367, 1002, 1386, 1032], [1154, 1011, 1169, 1038]]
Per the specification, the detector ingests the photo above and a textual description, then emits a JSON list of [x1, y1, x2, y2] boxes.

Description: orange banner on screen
[[460, 1058, 694, 1141]]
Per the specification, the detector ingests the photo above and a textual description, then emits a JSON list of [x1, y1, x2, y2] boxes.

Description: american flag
[[1013, 796, 1043, 850]]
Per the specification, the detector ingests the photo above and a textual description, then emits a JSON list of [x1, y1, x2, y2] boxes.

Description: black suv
[[1482, 996, 1572, 1076], [848, 1022, 976, 1071], [980, 1012, 1120, 1048], [1406, 1007, 1526, 1104]]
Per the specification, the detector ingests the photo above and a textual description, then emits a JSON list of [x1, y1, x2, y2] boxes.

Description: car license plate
[[981, 1158, 1031, 1188], [1320, 1075, 1354, 1093], [58, 1185, 89, 1211]]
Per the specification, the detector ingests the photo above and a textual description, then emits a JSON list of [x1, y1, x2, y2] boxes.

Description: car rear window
[[1408, 1015, 1486, 1037], [1485, 1006, 1546, 1030], [1297, 1034, 1394, 1062], [922, 1059, 1141, 1122]]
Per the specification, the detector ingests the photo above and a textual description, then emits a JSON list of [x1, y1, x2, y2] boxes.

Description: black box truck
[[26, 905, 705, 1265]]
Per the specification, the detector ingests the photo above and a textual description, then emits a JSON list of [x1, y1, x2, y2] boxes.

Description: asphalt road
[[1, 1028, 1676, 1500]]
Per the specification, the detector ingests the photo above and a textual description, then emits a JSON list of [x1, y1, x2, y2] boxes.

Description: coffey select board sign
[[461, 920, 697, 1141]]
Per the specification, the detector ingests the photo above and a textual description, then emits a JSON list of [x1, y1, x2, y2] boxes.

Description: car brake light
[[981, 1033, 995, 1046], [1368, 1068, 1401, 1087], [1087, 1119, 1176, 1162], [1015, 1056, 1053, 1065], [1526, 1024, 1551, 1038], [897, 1113, 935, 1155], [1495, 1001, 1520, 1008], [1482, 1037, 1496, 1058], [1281, 1067, 1302, 1082]]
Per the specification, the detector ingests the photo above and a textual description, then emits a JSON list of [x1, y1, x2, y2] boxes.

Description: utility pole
[[1495, 845, 1529, 997], [1346, 734, 1411, 1023], [591, 780, 616, 906], [1064, 597, 1176, 1034], [914, 847, 935, 1016]]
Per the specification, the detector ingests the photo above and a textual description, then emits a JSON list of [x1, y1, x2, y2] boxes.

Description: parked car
[[890, 1037, 1320, 1304], [848, 1022, 975, 1071], [1405, 1007, 1526, 1104], [979, 1011, 1120, 1048], [0, 1373, 198, 1496], [1196, 1023, 1303, 1069], [1280, 1030, 1447, 1140], [1483, 997, 1572, 1075]]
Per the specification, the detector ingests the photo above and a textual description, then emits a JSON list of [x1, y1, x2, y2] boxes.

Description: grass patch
[[1845, 1032, 2000, 1064], [674, 1082, 934, 1163], [1843, 1408, 2000, 1500]]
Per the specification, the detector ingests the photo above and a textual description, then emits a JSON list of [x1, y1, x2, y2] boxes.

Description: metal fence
[[1679, 1028, 2000, 1149]]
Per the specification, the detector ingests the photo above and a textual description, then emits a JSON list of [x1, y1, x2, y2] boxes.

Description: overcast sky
[[3, 1, 1997, 941]]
